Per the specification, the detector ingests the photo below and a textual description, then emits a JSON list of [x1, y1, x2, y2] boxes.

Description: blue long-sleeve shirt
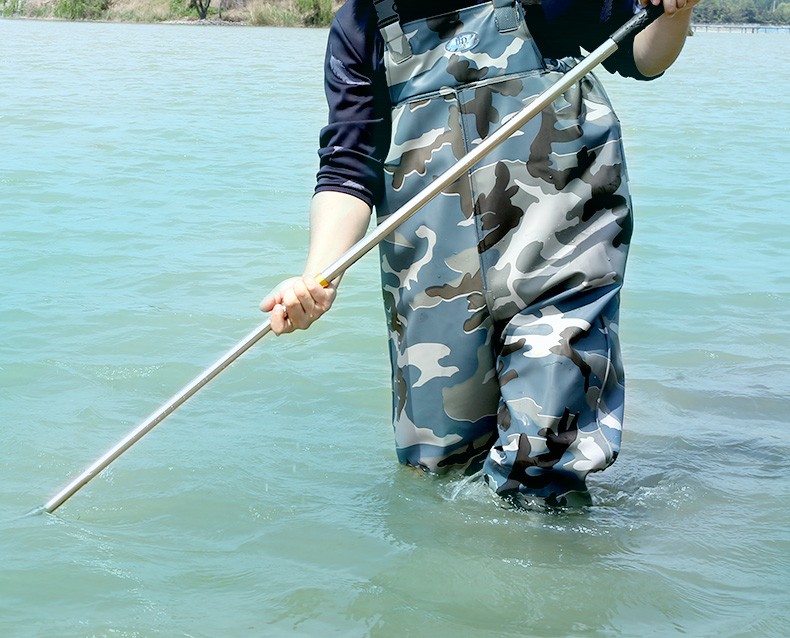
[[315, 0, 653, 208]]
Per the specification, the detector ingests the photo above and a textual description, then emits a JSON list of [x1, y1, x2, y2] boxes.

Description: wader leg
[[483, 286, 625, 507], [382, 244, 501, 474]]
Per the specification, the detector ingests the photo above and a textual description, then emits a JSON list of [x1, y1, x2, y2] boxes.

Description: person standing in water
[[261, 0, 698, 507]]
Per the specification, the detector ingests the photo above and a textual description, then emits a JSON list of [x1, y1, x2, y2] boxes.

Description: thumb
[[259, 290, 281, 313], [260, 276, 301, 313], [260, 293, 278, 312]]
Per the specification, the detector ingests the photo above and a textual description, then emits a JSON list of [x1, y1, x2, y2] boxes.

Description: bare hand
[[259, 276, 336, 335]]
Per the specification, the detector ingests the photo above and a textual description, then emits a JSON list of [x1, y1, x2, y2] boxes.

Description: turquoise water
[[1, 17, 788, 637]]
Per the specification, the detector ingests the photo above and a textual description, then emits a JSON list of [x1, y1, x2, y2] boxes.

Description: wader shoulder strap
[[373, 0, 413, 64], [492, 0, 520, 32]]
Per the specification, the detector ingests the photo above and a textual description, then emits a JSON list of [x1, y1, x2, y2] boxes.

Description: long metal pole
[[43, 321, 273, 513], [42, 5, 662, 514]]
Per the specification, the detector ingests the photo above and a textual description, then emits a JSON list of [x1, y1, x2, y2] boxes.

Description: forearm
[[633, 2, 696, 78], [260, 190, 371, 334], [302, 190, 372, 281]]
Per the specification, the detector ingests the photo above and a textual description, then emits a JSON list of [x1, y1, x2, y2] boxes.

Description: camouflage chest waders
[[374, 0, 633, 506]]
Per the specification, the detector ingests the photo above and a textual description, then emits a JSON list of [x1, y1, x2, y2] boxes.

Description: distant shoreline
[[2, 8, 789, 31], [692, 22, 790, 33]]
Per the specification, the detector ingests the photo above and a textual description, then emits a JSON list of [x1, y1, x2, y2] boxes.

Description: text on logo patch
[[445, 32, 479, 53]]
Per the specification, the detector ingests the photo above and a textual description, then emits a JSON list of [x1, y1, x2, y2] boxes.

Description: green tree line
[[0, 0, 336, 25], [694, 0, 790, 24]]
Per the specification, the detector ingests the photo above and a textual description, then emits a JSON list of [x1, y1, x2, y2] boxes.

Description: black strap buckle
[[373, 0, 400, 28]]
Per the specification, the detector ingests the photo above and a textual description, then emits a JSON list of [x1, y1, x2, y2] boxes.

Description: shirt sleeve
[[314, 3, 391, 208], [535, 0, 660, 81], [581, 0, 661, 80]]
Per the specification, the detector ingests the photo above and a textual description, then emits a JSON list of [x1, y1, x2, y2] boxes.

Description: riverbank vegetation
[[2, 0, 789, 27], [1, 0, 337, 25]]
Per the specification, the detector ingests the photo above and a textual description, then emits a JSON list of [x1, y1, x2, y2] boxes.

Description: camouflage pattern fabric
[[376, 0, 632, 507]]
